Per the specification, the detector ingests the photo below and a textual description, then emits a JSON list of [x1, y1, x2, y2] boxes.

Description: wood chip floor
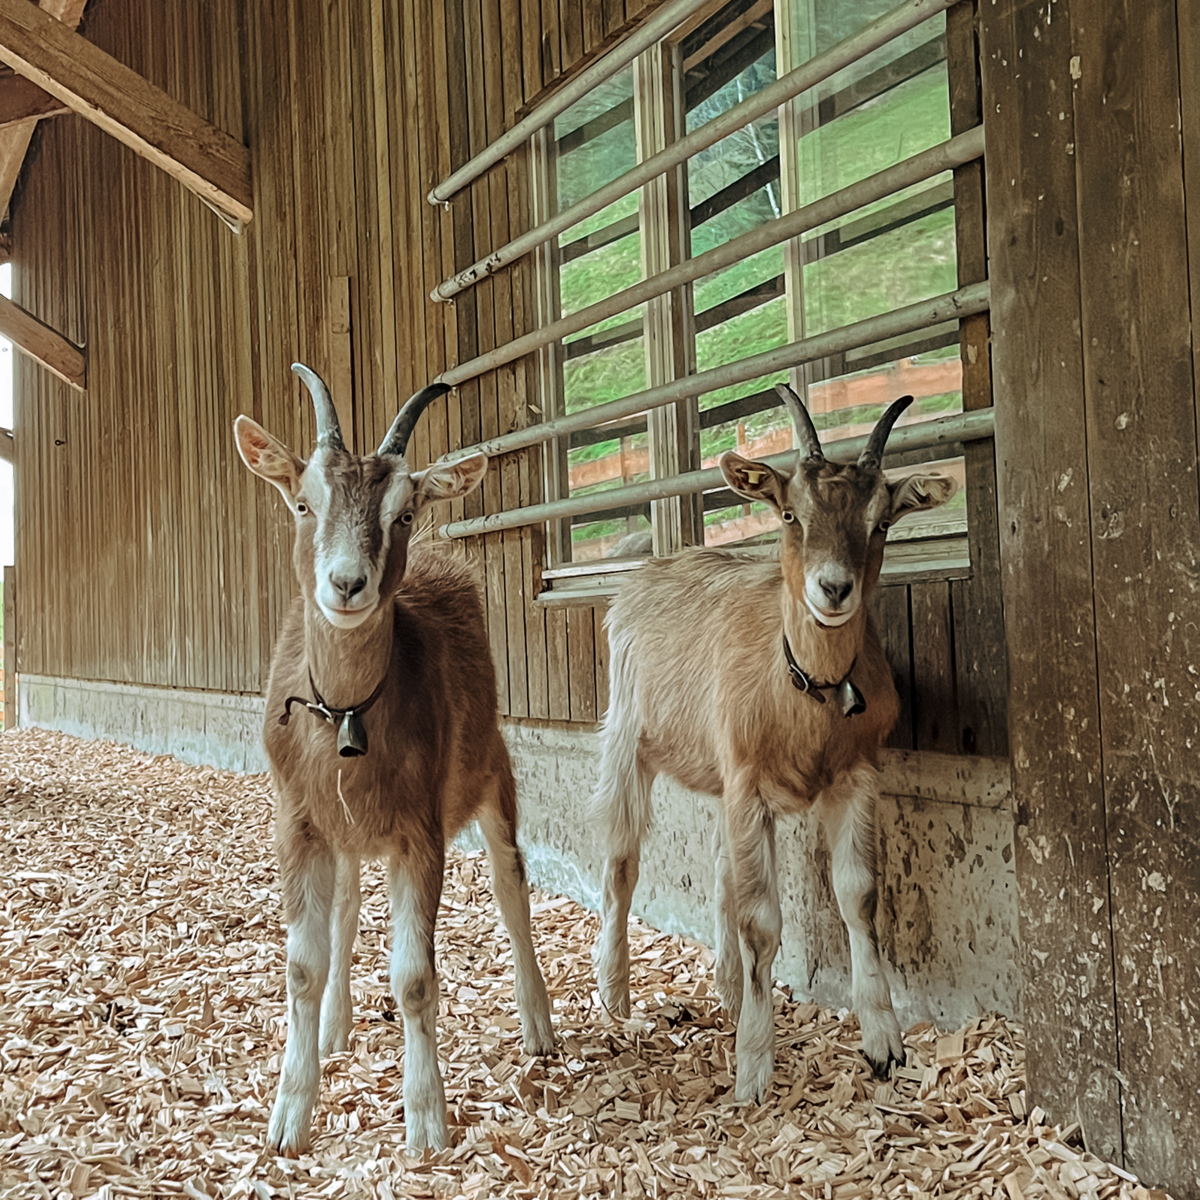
[[0, 729, 1172, 1200]]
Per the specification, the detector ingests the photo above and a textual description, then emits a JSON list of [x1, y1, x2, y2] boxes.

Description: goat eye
[[877, 519, 891, 533], [399, 511, 415, 526], [295, 502, 309, 516], [781, 510, 795, 524]]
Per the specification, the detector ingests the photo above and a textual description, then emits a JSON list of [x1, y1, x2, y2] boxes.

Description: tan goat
[[593, 385, 957, 1102], [235, 365, 554, 1156]]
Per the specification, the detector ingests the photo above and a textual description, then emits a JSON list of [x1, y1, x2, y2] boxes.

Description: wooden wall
[[11, 0, 1008, 758], [983, 0, 1199, 1188]]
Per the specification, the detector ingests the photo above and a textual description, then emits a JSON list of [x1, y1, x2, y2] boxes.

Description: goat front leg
[[817, 764, 904, 1077], [267, 825, 336, 1157], [390, 840, 448, 1152], [319, 851, 361, 1056], [727, 789, 782, 1103], [478, 779, 555, 1054], [713, 813, 743, 1022]]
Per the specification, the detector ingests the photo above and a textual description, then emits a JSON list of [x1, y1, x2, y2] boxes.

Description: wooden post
[[3, 565, 14, 730], [982, 0, 1200, 1188]]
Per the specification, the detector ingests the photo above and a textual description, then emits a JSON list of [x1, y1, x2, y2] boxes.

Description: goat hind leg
[[818, 766, 904, 1077], [267, 831, 336, 1157], [591, 735, 652, 1020], [318, 851, 361, 1056], [478, 773, 555, 1054], [729, 794, 782, 1104], [713, 814, 743, 1022], [390, 846, 448, 1152]]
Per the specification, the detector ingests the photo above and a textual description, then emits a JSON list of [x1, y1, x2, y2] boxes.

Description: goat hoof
[[733, 1055, 773, 1105], [860, 1013, 905, 1079], [266, 1097, 313, 1158], [405, 1108, 449, 1152], [522, 1010, 556, 1056]]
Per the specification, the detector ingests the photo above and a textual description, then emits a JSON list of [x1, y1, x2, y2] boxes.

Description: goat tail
[[591, 623, 652, 861]]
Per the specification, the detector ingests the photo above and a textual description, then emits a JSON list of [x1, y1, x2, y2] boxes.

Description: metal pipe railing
[[443, 280, 989, 462], [436, 125, 982, 389], [427, 0, 715, 205], [439, 407, 994, 539], [431, 0, 956, 302]]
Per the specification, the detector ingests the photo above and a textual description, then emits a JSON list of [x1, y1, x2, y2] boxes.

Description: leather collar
[[279, 666, 388, 757], [782, 635, 866, 717]]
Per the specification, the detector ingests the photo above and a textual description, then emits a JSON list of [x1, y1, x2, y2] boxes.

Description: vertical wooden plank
[[546, 606, 570, 718], [946, 0, 1006, 759], [1072, 0, 1200, 1186], [583, 0, 604, 56], [908, 581, 958, 755], [566, 603, 597, 721], [3, 566, 15, 729], [979, 0, 1121, 1164], [593, 602, 610, 718], [870, 583, 913, 751], [561, 0, 584, 73], [1181, 0, 1200, 428]]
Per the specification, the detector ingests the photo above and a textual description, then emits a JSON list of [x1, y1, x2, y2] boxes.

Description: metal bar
[[427, 0, 714, 205], [440, 407, 995, 539], [432, 0, 956, 300], [444, 280, 989, 460], [438, 124, 982, 385]]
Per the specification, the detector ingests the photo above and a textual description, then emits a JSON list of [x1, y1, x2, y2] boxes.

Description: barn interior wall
[[10, 0, 1008, 763]]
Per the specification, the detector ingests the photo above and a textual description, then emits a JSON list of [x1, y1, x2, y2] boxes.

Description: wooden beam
[[0, 1, 86, 221], [0, 0, 252, 227], [0, 294, 85, 391], [0, 70, 68, 130]]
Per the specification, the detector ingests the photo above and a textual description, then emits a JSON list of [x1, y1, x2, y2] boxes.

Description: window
[[432, 0, 988, 592]]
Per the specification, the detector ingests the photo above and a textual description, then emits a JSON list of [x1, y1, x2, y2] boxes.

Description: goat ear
[[234, 415, 304, 500], [719, 451, 789, 511], [412, 452, 489, 506], [888, 471, 958, 523]]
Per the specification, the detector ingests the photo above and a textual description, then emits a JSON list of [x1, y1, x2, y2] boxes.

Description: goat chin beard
[[805, 597, 856, 629]]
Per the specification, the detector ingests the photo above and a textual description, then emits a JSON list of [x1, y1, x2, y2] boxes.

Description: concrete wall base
[[18, 675, 1020, 1027]]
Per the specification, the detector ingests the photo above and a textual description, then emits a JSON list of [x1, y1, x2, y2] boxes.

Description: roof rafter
[[0, 70, 69, 131], [0, 0, 252, 227], [0, 293, 86, 392]]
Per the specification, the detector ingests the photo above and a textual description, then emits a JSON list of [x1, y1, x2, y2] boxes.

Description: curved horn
[[775, 383, 824, 464], [858, 394, 914, 469], [291, 363, 344, 451], [377, 382, 452, 457]]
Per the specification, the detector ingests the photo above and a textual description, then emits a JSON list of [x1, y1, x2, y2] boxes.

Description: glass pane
[[550, 67, 649, 562]]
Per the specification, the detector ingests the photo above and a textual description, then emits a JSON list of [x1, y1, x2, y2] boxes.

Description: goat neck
[[301, 593, 394, 711]]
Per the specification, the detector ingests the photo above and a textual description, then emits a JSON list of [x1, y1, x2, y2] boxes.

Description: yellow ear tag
[[744, 469, 764, 485]]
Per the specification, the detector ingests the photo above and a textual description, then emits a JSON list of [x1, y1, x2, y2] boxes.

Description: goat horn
[[775, 383, 824, 464], [377, 383, 452, 458], [292, 363, 345, 451], [858, 394, 914, 470]]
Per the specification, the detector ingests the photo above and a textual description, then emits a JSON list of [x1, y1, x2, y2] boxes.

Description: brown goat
[[235, 365, 554, 1156], [593, 385, 956, 1102]]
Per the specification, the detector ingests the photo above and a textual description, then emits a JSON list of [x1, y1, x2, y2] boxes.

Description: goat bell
[[336, 710, 370, 757]]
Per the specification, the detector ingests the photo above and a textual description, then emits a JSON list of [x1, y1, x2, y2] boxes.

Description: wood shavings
[[0, 729, 1177, 1199]]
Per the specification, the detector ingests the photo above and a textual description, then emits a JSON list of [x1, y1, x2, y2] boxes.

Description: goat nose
[[332, 574, 367, 602], [819, 576, 853, 607]]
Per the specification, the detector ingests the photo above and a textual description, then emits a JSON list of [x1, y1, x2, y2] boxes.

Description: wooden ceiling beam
[[0, 0, 252, 227], [0, 1, 87, 224], [0, 293, 86, 392], [0, 70, 69, 130]]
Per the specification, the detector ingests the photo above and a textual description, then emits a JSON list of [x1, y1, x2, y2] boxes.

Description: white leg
[[713, 813, 743, 1021], [728, 793, 782, 1104], [478, 795, 555, 1054], [267, 834, 336, 1157], [816, 764, 904, 1077], [319, 852, 361, 1056], [390, 849, 447, 1152], [591, 733, 652, 1020]]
